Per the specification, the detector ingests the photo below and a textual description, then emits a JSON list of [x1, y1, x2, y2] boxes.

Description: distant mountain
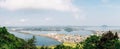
[[101, 25, 108, 27]]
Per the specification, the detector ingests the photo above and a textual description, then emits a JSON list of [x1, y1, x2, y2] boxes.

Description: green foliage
[[74, 44, 82, 49], [40, 31, 120, 49], [1, 26, 120, 49], [115, 40, 120, 49], [27, 36, 36, 48], [40, 46, 51, 49], [82, 31, 120, 49], [54, 44, 73, 49], [82, 35, 100, 49], [0, 27, 8, 34], [98, 31, 119, 49], [114, 32, 119, 40], [0, 27, 37, 49]]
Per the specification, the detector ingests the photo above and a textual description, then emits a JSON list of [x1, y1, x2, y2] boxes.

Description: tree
[[82, 35, 100, 49], [23, 36, 37, 49], [98, 31, 120, 49], [114, 32, 119, 40], [54, 44, 73, 49], [0, 27, 37, 49], [54, 44, 65, 49], [82, 31, 120, 49], [40, 46, 44, 49], [74, 44, 82, 49]]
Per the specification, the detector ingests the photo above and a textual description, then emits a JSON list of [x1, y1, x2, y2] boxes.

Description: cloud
[[0, 0, 78, 12], [3, 18, 28, 26], [74, 13, 86, 21], [19, 19, 27, 22], [101, 0, 109, 3], [0, 0, 86, 22], [44, 17, 53, 21]]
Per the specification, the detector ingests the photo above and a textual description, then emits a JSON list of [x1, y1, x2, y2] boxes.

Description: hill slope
[[0, 27, 37, 49]]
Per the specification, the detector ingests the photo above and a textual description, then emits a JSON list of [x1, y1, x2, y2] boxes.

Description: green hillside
[[1, 26, 120, 49], [0, 27, 37, 49]]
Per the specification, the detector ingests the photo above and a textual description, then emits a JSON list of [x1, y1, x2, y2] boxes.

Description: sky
[[0, 0, 120, 26]]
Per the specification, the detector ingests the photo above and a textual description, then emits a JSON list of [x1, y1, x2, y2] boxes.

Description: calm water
[[9, 32, 62, 46], [9, 30, 93, 46], [28, 30, 93, 36]]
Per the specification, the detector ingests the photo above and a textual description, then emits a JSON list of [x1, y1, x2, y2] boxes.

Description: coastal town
[[9, 27, 120, 43], [38, 33, 88, 43], [13, 30, 119, 43], [17, 30, 120, 43], [17, 31, 88, 43]]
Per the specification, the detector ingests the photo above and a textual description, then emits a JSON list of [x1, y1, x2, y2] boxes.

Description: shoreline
[[11, 30, 120, 43], [17, 31, 88, 43]]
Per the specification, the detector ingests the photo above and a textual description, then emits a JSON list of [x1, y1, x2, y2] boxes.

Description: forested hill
[[0, 27, 37, 49]]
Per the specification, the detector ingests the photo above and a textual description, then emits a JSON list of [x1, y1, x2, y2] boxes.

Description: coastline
[[16, 31, 88, 43], [11, 30, 120, 43]]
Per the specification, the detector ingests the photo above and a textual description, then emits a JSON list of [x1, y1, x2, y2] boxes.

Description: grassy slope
[[0, 27, 26, 49]]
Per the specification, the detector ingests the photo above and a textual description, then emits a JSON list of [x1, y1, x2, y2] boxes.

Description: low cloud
[[19, 19, 28, 22], [0, 0, 78, 12], [44, 17, 53, 21], [0, 0, 86, 22], [101, 0, 109, 3]]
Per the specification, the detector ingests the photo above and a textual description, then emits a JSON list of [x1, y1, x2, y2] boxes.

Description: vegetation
[[81, 31, 120, 49], [1, 26, 120, 49], [39, 31, 120, 49], [0, 27, 37, 49]]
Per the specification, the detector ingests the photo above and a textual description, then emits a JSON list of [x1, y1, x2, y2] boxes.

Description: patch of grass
[[37, 46, 55, 49], [63, 42, 77, 48]]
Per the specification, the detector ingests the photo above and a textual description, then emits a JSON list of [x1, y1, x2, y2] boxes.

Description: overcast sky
[[0, 0, 120, 26]]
